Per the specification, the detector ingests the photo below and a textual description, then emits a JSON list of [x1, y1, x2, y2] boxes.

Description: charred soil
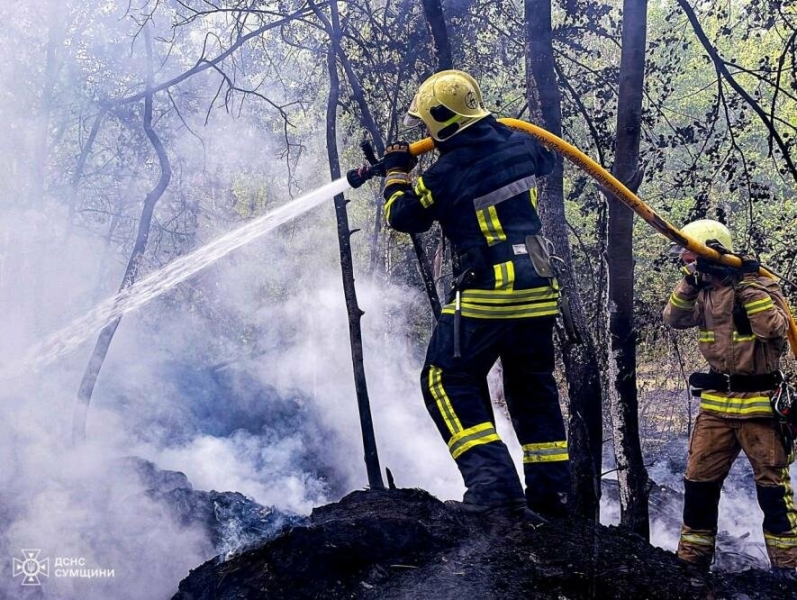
[[173, 488, 796, 599]]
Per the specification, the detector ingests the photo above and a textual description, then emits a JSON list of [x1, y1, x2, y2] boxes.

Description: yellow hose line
[[409, 117, 797, 356]]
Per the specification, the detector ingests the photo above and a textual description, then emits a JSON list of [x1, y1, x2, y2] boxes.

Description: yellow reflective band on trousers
[[765, 533, 797, 549], [670, 292, 695, 311], [699, 393, 773, 416], [745, 297, 774, 316], [441, 286, 559, 319], [415, 177, 434, 208], [681, 532, 715, 547], [476, 205, 507, 246], [427, 365, 463, 436], [384, 190, 405, 224], [783, 466, 797, 530], [448, 422, 502, 460], [522, 440, 569, 463], [493, 261, 515, 291], [529, 187, 539, 209]]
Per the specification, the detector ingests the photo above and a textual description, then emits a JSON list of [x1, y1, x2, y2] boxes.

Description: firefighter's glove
[[680, 263, 700, 289], [735, 253, 761, 279], [695, 256, 724, 276], [706, 239, 730, 254], [695, 239, 728, 272], [383, 141, 417, 175], [695, 245, 736, 278]]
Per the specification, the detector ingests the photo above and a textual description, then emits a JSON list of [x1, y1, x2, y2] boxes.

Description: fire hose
[[347, 117, 797, 357]]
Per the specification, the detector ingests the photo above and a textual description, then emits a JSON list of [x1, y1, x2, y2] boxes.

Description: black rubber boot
[[528, 491, 569, 518], [444, 498, 547, 527]]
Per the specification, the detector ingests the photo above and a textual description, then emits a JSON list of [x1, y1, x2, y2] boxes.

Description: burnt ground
[[172, 488, 797, 599]]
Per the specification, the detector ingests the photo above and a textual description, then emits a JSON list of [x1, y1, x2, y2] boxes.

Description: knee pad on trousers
[[756, 484, 793, 534], [683, 479, 722, 530]]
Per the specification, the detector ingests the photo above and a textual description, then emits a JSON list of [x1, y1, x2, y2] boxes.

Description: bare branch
[[112, 7, 315, 108], [677, 0, 797, 183]]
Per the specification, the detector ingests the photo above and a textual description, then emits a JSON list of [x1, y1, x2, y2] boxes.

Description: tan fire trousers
[[678, 411, 797, 569]]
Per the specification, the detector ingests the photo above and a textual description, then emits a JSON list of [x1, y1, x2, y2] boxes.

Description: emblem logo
[[12, 549, 49, 586]]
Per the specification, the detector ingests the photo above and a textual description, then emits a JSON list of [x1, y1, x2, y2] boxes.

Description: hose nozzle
[[346, 139, 385, 188], [346, 162, 385, 188]]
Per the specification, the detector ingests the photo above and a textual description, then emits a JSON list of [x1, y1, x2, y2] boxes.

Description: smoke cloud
[[0, 167, 468, 598], [0, 5, 463, 595]]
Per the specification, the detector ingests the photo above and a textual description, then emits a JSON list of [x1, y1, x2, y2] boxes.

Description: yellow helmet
[[679, 219, 733, 252], [404, 70, 490, 141]]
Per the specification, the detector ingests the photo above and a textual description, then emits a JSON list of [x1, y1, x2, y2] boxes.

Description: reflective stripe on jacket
[[663, 275, 789, 418], [384, 116, 559, 318]]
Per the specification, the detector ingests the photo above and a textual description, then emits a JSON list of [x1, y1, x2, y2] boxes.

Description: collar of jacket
[[434, 115, 510, 154]]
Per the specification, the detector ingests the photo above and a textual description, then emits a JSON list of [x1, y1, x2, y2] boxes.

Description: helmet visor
[[404, 93, 422, 127], [668, 243, 685, 258], [403, 114, 422, 128]]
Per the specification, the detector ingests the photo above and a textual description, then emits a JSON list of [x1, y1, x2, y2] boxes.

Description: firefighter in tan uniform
[[663, 219, 797, 575]]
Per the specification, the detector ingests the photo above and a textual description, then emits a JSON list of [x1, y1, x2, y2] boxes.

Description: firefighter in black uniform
[[382, 70, 570, 519]]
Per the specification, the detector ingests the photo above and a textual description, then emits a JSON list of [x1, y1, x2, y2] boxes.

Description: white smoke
[[0, 4, 473, 573], [0, 178, 472, 599], [604, 439, 797, 563]]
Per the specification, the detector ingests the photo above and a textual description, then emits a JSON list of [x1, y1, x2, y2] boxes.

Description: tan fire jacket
[[663, 273, 789, 418]]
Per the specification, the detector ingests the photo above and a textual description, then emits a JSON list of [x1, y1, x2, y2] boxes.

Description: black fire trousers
[[420, 314, 571, 509]]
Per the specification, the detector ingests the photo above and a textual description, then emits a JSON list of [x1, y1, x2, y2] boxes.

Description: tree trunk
[[311, 2, 440, 316], [325, 1, 384, 490], [607, 0, 650, 540], [421, 0, 453, 70], [524, 0, 603, 523], [31, 0, 64, 207], [28, 0, 66, 337], [73, 25, 172, 443], [419, 0, 455, 309]]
